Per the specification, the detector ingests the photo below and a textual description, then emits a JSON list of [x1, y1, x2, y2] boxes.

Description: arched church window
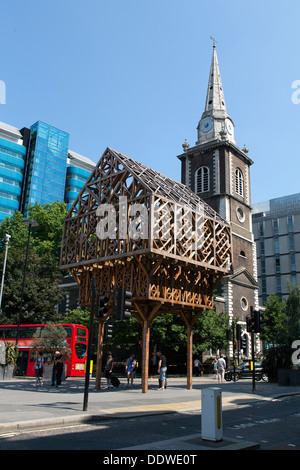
[[196, 166, 209, 193], [235, 168, 244, 197]]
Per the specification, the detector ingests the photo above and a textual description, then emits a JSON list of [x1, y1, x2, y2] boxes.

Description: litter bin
[[201, 387, 223, 441]]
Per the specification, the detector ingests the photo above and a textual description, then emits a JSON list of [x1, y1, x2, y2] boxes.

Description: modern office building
[[252, 193, 300, 303], [0, 120, 95, 221], [65, 150, 95, 211], [21, 121, 70, 214], [0, 122, 27, 220]]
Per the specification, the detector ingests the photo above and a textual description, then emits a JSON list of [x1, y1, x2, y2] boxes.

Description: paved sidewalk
[[1, 375, 299, 450]]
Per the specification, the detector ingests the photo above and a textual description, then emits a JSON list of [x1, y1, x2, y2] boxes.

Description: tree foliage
[[262, 294, 286, 345], [105, 307, 229, 359], [31, 323, 71, 360], [0, 202, 68, 324]]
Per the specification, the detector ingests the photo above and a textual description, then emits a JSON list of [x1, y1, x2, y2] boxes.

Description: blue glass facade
[[65, 165, 91, 210], [0, 120, 94, 222], [24, 121, 70, 212], [0, 137, 26, 221]]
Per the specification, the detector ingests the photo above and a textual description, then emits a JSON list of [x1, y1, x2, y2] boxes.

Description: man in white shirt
[[217, 355, 226, 383]]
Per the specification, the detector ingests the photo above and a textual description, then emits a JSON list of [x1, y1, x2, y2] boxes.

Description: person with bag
[[34, 351, 44, 386], [104, 352, 114, 389], [125, 354, 137, 387], [51, 351, 64, 387], [217, 355, 226, 383], [157, 350, 167, 390]]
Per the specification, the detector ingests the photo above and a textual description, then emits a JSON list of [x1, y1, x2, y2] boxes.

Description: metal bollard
[[201, 387, 223, 441]]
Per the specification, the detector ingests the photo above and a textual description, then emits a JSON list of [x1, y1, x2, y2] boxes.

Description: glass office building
[[23, 121, 70, 213], [65, 150, 95, 211], [252, 193, 300, 302], [0, 122, 27, 221], [0, 120, 95, 222]]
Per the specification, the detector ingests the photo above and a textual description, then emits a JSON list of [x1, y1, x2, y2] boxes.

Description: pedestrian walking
[[104, 352, 114, 389], [212, 358, 218, 378], [217, 355, 226, 383], [194, 358, 200, 376], [51, 351, 64, 387], [157, 350, 167, 390], [125, 354, 137, 387], [33, 351, 44, 386]]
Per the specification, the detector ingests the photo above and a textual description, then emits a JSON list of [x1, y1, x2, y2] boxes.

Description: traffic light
[[226, 329, 231, 341], [104, 322, 113, 339], [254, 310, 264, 333], [246, 315, 254, 333], [96, 294, 109, 319], [116, 288, 132, 320], [241, 334, 247, 350]]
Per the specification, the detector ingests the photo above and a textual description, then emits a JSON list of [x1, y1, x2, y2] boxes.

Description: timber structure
[[60, 147, 232, 392]]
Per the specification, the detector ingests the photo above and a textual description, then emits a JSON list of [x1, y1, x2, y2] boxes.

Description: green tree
[[284, 282, 300, 343], [59, 309, 91, 328], [31, 323, 71, 360], [262, 294, 286, 345], [0, 202, 68, 324], [193, 308, 229, 354]]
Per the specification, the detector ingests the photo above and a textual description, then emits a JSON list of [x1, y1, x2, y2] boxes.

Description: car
[[225, 361, 268, 382]]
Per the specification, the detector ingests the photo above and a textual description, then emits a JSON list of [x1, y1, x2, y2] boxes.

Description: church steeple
[[196, 44, 235, 146]]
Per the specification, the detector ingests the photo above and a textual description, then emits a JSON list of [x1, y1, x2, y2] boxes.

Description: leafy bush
[[262, 345, 293, 382]]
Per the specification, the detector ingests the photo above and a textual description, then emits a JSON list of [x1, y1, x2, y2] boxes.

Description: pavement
[[1, 374, 300, 450]]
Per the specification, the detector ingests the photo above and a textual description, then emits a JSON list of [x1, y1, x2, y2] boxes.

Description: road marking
[[0, 433, 18, 439], [0, 423, 108, 439], [227, 417, 280, 430]]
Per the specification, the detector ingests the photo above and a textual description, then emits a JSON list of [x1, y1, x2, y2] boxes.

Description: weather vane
[[210, 36, 217, 47]]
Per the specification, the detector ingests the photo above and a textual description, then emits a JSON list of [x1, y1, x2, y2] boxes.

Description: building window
[[259, 222, 264, 237], [235, 168, 244, 197], [195, 166, 209, 193], [276, 276, 281, 294], [240, 297, 248, 311], [291, 253, 296, 271], [273, 219, 278, 235], [289, 234, 295, 251], [236, 206, 245, 223]]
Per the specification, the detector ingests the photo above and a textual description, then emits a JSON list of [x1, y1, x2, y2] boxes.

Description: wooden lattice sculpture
[[60, 147, 232, 391]]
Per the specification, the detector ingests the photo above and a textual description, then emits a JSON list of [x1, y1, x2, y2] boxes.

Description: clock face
[[226, 119, 233, 135], [200, 118, 213, 133]]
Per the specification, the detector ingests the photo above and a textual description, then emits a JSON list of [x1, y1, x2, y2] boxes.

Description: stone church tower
[[177, 44, 259, 333]]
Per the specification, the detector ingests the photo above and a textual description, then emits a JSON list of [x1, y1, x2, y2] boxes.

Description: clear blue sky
[[1, 0, 300, 204]]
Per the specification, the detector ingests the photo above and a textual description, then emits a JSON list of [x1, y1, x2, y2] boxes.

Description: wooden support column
[[187, 323, 193, 390], [180, 309, 203, 391], [135, 302, 161, 394], [142, 319, 150, 393], [95, 321, 105, 390]]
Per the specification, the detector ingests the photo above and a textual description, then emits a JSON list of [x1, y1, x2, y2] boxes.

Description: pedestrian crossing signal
[[96, 295, 109, 319], [116, 288, 132, 320]]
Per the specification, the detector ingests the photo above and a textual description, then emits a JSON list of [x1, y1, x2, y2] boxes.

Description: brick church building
[[177, 43, 259, 352]]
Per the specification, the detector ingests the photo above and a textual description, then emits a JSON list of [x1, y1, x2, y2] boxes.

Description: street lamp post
[[15, 219, 39, 348], [0, 234, 11, 310]]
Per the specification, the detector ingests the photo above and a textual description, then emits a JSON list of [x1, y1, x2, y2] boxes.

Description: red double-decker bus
[[0, 324, 88, 377]]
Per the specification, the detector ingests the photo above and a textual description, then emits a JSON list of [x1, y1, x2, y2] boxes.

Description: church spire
[[204, 43, 227, 117], [196, 43, 235, 146]]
